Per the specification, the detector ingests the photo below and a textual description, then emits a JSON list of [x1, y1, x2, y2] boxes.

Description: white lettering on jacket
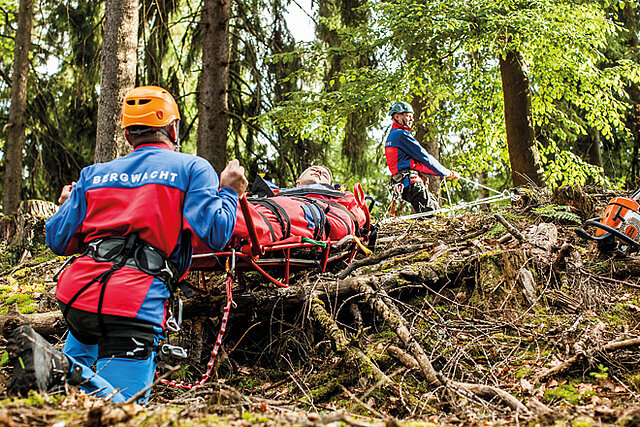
[[92, 170, 178, 185]]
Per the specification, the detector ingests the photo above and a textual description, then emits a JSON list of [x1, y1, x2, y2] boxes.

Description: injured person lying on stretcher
[[190, 166, 373, 287]]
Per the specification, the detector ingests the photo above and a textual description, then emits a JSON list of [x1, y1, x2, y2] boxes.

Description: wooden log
[[0, 304, 66, 338], [337, 242, 433, 279]]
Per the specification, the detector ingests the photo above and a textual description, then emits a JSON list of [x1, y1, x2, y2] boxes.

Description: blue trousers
[[63, 332, 159, 402]]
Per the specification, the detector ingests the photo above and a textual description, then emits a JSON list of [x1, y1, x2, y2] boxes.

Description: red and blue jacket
[[385, 123, 450, 187], [46, 143, 238, 327]]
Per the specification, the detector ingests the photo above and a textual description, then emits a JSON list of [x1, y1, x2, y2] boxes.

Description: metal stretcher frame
[[190, 193, 363, 288]]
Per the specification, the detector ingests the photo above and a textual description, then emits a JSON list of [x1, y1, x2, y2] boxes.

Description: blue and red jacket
[[385, 123, 450, 186], [46, 143, 239, 327]]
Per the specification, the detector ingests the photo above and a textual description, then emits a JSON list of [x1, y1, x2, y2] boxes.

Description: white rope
[[458, 175, 504, 196], [443, 178, 453, 209], [380, 193, 513, 224]]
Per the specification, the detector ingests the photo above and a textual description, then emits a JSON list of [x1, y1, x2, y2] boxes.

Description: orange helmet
[[121, 86, 181, 128]]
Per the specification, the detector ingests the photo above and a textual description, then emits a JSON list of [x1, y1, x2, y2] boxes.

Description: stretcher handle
[[354, 182, 371, 231], [574, 218, 640, 249], [239, 193, 263, 258], [354, 183, 365, 207]]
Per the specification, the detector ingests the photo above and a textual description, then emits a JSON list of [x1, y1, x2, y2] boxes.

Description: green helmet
[[388, 101, 414, 116]]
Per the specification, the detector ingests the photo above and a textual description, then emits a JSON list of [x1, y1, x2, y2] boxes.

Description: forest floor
[[1, 186, 640, 426]]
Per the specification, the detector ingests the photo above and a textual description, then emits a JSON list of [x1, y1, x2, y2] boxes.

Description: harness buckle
[[84, 236, 178, 285], [161, 344, 188, 359]]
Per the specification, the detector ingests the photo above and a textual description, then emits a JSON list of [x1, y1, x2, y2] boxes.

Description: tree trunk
[[197, 0, 231, 174], [94, 0, 139, 163], [340, 0, 373, 176], [499, 50, 546, 188], [587, 130, 603, 169], [3, 0, 34, 216], [632, 107, 640, 184]]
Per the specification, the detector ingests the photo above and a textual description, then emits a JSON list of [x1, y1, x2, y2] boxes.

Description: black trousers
[[402, 180, 439, 213], [58, 301, 158, 359]]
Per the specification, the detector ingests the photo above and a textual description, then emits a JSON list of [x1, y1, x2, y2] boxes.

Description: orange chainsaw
[[575, 191, 640, 254]]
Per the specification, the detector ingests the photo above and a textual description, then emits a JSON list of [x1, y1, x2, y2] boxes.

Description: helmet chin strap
[[392, 115, 411, 128], [160, 121, 181, 151], [128, 122, 181, 151]]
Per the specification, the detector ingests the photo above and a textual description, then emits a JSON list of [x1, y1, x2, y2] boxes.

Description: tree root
[[351, 276, 531, 415], [336, 242, 433, 279], [309, 297, 390, 385]]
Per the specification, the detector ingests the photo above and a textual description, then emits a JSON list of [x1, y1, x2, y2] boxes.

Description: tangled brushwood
[[144, 185, 640, 424], [4, 186, 640, 425]]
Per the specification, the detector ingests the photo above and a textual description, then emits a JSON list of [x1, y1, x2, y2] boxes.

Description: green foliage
[[543, 383, 581, 405], [267, 0, 640, 192], [1, 0, 640, 206], [539, 140, 609, 189], [531, 205, 582, 224], [589, 364, 609, 381]]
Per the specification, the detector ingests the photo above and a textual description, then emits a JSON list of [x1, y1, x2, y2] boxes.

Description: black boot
[[7, 325, 81, 395]]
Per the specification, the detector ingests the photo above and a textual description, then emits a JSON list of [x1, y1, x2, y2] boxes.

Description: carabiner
[[52, 256, 77, 282], [225, 249, 236, 275], [161, 344, 188, 359], [166, 315, 181, 333]]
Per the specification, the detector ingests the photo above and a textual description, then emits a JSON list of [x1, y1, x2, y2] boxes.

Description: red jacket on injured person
[[193, 178, 370, 255]]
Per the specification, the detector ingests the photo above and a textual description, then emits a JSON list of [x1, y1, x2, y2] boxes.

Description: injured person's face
[[296, 165, 333, 187]]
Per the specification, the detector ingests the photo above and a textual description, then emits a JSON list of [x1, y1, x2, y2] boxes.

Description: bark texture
[[499, 50, 546, 188], [94, 0, 139, 163], [3, 0, 34, 215], [197, 0, 231, 174]]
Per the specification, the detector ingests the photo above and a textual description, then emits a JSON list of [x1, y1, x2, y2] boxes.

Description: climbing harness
[[61, 234, 179, 337], [84, 236, 178, 285], [575, 190, 640, 254], [381, 175, 519, 224], [159, 250, 236, 390]]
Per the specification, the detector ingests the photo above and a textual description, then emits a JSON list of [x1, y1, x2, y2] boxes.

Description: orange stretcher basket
[[190, 188, 373, 289]]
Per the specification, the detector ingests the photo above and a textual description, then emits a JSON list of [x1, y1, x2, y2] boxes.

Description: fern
[[532, 205, 582, 224]]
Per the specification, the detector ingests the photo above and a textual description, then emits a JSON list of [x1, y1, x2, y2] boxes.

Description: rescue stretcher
[[188, 183, 373, 288]]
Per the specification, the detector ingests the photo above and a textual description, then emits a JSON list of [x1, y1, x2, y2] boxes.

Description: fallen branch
[[349, 276, 439, 385], [535, 337, 640, 381], [336, 243, 432, 280], [494, 213, 526, 242], [353, 277, 531, 414]]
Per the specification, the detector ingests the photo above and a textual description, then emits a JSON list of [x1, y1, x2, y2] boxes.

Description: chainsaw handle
[[575, 218, 640, 249]]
